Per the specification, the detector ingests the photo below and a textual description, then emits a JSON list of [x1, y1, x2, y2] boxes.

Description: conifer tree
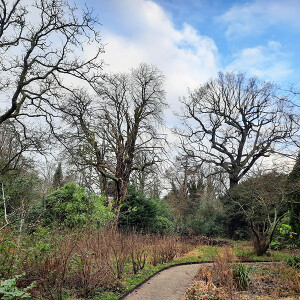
[[52, 162, 63, 190], [287, 153, 300, 240]]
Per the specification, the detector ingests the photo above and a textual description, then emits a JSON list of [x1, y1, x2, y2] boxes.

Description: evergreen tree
[[287, 153, 300, 241], [52, 162, 63, 190]]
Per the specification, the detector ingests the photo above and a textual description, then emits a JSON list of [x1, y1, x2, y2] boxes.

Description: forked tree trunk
[[251, 223, 270, 256], [253, 236, 269, 256], [251, 214, 286, 256]]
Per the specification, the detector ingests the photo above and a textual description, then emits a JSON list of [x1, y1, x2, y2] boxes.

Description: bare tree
[[0, 120, 47, 175], [129, 151, 165, 197], [61, 64, 167, 226], [176, 72, 298, 188], [165, 155, 223, 222], [0, 0, 103, 125], [226, 172, 288, 255]]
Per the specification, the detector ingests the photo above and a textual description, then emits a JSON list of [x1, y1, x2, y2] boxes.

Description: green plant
[[285, 254, 300, 269], [232, 263, 252, 290], [0, 274, 35, 300], [152, 216, 175, 235], [118, 186, 158, 232], [280, 224, 298, 248], [39, 182, 113, 228], [270, 221, 298, 250], [0, 239, 19, 278], [269, 240, 282, 250]]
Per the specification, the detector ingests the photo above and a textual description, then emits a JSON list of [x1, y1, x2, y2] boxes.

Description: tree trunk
[[112, 178, 129, 230], [229, 177, 239, 189], [253, 237, 269, 256], [251, 223, 269, 256]]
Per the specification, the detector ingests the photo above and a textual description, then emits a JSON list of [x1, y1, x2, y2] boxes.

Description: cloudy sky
[[79, 0, 300, 124]]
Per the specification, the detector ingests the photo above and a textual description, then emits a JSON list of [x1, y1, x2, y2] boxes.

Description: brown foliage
[[1, 229, 196, 298]]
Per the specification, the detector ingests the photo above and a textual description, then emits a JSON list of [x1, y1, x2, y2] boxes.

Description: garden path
[[121, 263, 212, 300]]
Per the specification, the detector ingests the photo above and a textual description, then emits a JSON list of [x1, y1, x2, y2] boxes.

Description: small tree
[[226, 172, 288, 255]]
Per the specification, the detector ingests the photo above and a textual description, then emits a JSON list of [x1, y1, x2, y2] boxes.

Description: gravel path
[[121, 263, 213, 300]]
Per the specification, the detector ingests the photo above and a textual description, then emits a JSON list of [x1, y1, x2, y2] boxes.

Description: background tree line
[[0, 0, 299, 257]]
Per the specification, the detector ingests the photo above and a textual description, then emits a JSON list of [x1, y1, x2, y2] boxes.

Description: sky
[[78, 0, 300, 125]]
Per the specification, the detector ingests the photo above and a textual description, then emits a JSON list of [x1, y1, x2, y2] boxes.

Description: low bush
[[285, 254, 300, 269], [0, 274, 35, 300]]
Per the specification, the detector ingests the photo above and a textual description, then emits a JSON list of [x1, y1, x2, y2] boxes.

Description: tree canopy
[[177, 72, 298, 188]]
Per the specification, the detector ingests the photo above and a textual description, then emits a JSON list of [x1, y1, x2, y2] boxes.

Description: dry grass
[[183, 257, 300, 300]]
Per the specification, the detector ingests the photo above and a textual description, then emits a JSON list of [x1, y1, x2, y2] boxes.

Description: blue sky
[[79, 0, 300, 120]]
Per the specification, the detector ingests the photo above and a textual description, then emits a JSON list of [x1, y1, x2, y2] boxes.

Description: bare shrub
[[177, 243, 194, 257], [211, 248, 235, 298], [108, 229, 129, 279], [67, 230, 113, 298], [127, 231, 148, 274], [159, 236, 179, 263], [31, 236, 75, 300], [182, 235, 232, 247], [149, 235, 181, 265]]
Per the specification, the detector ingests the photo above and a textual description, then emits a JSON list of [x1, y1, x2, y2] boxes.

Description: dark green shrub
[[185, 200, 225, 237], [31, 182, 113, 228], [152, 216, 175, 235], [119, 186, 158, 232], [0, 239, 19, 278]]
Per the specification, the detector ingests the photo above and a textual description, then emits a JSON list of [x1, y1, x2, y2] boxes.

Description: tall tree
[[61, 64, 167, 226], [287, 153, 300, 240], [0, 0, 103, 126], [52, 162, 63, 190], [165, 156, 205, 222], [176, 72, 298, 188]]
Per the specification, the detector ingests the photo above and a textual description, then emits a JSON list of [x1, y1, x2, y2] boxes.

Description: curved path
[[121, 263, 212, 300], [120, 261, 279, 300]]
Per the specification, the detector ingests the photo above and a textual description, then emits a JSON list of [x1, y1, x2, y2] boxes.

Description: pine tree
[[52, 162, 63, 190]]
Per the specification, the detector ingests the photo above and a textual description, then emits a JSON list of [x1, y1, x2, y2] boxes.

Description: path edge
[[118, 260, 277, 299]]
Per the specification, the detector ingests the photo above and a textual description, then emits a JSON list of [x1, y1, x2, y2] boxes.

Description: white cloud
[[226, 41, 292, 81], [92, 0, 219, 124], [218, 0, 300, 38]]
